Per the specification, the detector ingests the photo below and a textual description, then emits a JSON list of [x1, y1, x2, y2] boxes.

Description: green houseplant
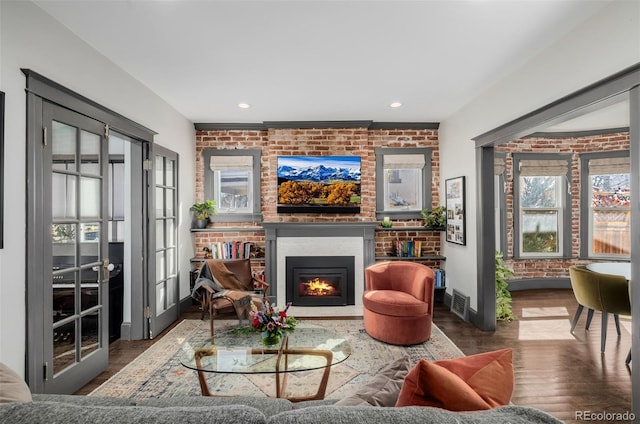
[[421, 206, 446, 230], [191, 200, 217, 228], [495, 251, 517, 322]]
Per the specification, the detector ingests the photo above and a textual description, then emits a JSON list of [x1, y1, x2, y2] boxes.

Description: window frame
[[494, 152, 507, 254], [203, 149, 262, 222], [374, 147, 432, 220], [580, 150, 630, 259], [512, 153, 572, 258]]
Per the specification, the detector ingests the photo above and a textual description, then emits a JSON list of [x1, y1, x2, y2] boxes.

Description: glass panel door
[[46, 104, 108, 393], [148, 145, 179, 337]]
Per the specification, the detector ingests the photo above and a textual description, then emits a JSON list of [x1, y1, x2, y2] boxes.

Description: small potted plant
[[191, 199, 217, 229], [421, 206, 446, 230]]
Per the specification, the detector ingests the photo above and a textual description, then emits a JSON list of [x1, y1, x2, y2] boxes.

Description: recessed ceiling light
[[389, 102, 402, 108], [237, 103, 251, 109]]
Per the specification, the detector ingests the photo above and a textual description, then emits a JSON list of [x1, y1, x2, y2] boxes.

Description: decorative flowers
[[249, 301, 297, 345]]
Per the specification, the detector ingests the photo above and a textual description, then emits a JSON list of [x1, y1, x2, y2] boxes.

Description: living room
[[1, 0, 639, 422]]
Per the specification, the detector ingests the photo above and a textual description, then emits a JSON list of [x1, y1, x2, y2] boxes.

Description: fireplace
[[286, 256, 355, 306]]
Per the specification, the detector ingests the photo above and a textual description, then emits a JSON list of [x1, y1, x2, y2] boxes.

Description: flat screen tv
[[277, 155, 361, 214]]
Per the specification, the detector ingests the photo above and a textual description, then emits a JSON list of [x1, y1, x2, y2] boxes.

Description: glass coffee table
[[180, 324, 351, 402]]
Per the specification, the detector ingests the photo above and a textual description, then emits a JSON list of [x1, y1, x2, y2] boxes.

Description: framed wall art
[[445, 176, 465, 245]]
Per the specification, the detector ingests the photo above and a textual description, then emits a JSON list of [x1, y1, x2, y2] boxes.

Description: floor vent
[[450, 289, 470, 321]]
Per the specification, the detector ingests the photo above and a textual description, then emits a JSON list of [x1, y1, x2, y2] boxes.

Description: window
[[581, 152, 630, 258], [375, 148, 432, 219], [203, 149, 262, 222], [513, 155, 571, 257]]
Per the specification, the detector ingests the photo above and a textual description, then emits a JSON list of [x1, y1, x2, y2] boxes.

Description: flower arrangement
[[249, 301, 297, 346]]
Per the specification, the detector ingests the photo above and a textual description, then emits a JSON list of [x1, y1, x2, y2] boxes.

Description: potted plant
[[191, 200, 217, 229], [495, 251, 517, 322], [421, 206, 446, 230]]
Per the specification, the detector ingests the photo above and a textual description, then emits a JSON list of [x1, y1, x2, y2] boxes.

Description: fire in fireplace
[[286, 256, 355, 306], [299, 277, 341, 297]]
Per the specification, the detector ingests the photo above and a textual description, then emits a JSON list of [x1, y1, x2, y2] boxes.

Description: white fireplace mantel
[[262, 222, 376, 316]]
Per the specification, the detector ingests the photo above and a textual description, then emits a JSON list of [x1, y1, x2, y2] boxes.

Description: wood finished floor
[[76, 289, 633, 423]]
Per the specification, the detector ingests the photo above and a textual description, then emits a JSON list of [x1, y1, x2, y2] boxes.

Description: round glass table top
[[179, 324, 351, 374]]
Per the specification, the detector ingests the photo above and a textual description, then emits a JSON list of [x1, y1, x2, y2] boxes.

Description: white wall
[[439, 0, 640, 311], [0, 1, 195, 375]]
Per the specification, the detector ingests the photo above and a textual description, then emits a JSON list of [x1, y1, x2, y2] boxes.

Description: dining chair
[[568, 265, 631, 354]]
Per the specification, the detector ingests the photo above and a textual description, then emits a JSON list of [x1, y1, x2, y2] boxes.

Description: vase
[[262, 332, 280, 346]]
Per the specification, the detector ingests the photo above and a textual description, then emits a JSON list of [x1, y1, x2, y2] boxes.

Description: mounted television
[[277, 155, 361, 214]]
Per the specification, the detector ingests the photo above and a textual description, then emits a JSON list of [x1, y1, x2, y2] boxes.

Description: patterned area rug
[[90, 319, 464, 401]]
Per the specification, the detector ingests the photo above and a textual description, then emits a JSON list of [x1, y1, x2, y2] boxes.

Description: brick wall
[[193, 126, 441, 265], [496, 131, 629, 281]]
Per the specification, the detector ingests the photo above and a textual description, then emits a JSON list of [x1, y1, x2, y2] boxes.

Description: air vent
[[450, 289, 470, 321]]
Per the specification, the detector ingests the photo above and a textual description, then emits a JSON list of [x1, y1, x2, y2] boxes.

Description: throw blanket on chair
[[191, 260, 253, 320]]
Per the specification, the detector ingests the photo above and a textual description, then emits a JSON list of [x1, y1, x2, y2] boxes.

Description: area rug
[[90, 319, 464, 401]]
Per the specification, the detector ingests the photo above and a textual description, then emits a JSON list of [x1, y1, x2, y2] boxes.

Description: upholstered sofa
[[0, 355, 563, 424], [0, 394, 564, 424]]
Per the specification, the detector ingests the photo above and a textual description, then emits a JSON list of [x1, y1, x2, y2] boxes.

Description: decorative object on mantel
[[421, 206, 446, 230], [381, 216, 393, 228], [248, 301, 297, 346], [190, 199, 217, 229]]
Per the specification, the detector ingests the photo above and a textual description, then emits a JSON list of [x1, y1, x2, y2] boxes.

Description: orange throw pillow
[[395, 348, 513, 411]]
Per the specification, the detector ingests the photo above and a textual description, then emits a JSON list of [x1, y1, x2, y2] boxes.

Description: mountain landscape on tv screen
[[277, 163, 361, 182], [277, 156, 362, 211]]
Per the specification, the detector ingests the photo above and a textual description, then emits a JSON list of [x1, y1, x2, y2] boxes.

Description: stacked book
[[394, 240, 423, 257], [210, 241, 252, 259]]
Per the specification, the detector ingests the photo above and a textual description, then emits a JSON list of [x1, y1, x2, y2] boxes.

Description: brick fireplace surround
[[193, 125, 442, 316]]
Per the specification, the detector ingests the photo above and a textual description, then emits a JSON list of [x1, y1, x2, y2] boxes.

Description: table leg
[[275, 348, 334, 402]]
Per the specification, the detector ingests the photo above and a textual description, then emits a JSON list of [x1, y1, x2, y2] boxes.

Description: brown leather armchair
[[569, 265, 630, 354], [192, 258, 269, 341], [363, 261, 436, 345]]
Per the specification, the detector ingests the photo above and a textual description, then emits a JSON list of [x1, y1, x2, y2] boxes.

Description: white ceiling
[[34, 0, 615, 125]]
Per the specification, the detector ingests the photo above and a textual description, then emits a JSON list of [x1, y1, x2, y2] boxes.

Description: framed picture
[[0, 91, 4, 249], [445, 176, 465, 245]]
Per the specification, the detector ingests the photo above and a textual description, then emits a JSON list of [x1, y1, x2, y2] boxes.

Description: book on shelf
[[434, 269, 446, 288], [394, 240, 423, 258], [210, 241, 252, 260]]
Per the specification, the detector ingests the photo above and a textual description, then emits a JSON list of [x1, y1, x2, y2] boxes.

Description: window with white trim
[[203, 149, 262, 222], [513, 155, 571, 257], [375, 148, 432, 219], [584, 153, 630, 258]]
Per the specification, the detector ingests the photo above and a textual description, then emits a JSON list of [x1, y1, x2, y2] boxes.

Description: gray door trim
[[22, 69, 156, 142], [474, 63, 640, 148], [24, 71, 158, 391], [629, 84, 640, 419], [473, 64, 639, 414], [118, 140, 146, 341]]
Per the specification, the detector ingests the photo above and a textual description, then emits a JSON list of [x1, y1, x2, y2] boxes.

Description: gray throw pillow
[[334, 355, 411, 407], [0, 362, 32, 404]]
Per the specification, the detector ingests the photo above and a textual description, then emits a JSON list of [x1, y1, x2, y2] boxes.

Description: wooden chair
[[192, 258, 270, 341]]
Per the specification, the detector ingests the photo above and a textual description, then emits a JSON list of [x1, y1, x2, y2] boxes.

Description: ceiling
[[34, 0, 615, 125]]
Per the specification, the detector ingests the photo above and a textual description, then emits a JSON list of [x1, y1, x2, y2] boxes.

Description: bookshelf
[[374, 225, 446, 302], [374, 226, 445, 262]]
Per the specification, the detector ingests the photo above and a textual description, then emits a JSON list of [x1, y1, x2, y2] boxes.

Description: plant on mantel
[[421, 206, 446, 230], [190, 199, 217, 229]]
